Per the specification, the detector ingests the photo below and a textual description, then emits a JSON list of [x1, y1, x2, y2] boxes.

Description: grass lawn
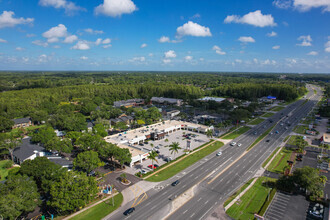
[[219, 126, 239, 138], [270, 106, 285, 112], [247, 125, 275, 151], [224, 178, 254, 207], [70, 193, 123, 220], [287, 135, 300, 146], [262, 147, 280, 168], [226, 177, 276, 220], [248, 118, 265, 125], [146, 141, 224, 182], [0, 160, 10, 181], [262, 112, 275, 118], [293, 125, 308, 134], [222, 126, 251, 140], [266, 147, 294, 174]]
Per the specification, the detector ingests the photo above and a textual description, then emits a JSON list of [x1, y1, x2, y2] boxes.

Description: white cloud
[[0, 11, 34, 29], [235, 59, 242, 63], [130, 56, 146, 62], [199, 58, 204, 61], [224, 10, 276, 27], [42, 24, 68, 43], [308, 51, 318, 55], [39, 0, 85, 14], [63, 35, 78, 43], [184, 56, 193, 61], [72, 41, 90, 50], [297, 35, 312, 46], [158, 36, 171, 43], [95, 0, 138, 17], [238, 36, 256, 43], [325, 38, 330, 52], [293, 0, 330, 12], [32, 40, 48, 47], [176, 21, 212, 37], [0, 38, 7, 43], [38, 54, 48, 62], [267, 31, 277, 37], [84, 28, 104, 34], [273, 0, 292, 9], [140, 43, 147, 48], [212, 45, 226, 55], [26, 34, 36, 38], [80, 56, 88, 60], [191, 13, 201, 19], [164, 50, 176, 58], [272, 45, 280, 49], [53, 45, 61, 49], [148, 53, 154, 57], [103, 44, 112, 48], [95, 38, 102, 45], [15, 47, 24, 51], [102, 38, 111, 44], [162, 59, 171, 64]]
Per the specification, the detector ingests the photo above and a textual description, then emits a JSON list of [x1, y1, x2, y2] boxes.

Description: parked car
[[216, 151, 222, 156], [154, 164, 159, 168], [148, 165, 157, 169], [171, 180, 180, 186], [164, 157, 172, 162], [141, 169, 147, 174], [123, 207, 135, 216], [139, 143, 144, 146], [155, 146, 160, 149]]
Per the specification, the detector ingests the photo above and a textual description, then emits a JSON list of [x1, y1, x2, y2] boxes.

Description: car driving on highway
[[123, 207, 135, 216], [216, 151, 222, 156], [172, 180, 180, 186], [237, 143, 242, 147], [230, 142, 236, 146]]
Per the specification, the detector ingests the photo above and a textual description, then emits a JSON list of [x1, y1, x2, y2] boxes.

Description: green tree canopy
[[31, 126, 56, 145], [73, 151, 104, 173]]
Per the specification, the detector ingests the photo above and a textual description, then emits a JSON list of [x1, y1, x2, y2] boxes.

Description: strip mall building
[[105, 120, 211, 167]]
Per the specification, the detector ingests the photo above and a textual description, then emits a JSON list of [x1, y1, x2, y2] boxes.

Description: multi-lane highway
[[106, 84, 321, 220]]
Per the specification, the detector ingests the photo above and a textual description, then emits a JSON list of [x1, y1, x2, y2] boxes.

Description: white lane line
[[197, 197, 202, 202], [182, 184, 187, 188], [190, 213, 195, 218], [199, 206, 214, 220], [205, 200, 209, 204], [183, 210, 188, 214]]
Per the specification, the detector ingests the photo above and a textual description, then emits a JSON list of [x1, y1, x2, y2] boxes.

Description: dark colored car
[[172, 180, 180, 186], [154, 164, 159, 168], [266, 140, 270, 142], [123, 207, 135, 216], [139, 143, 144, 146]]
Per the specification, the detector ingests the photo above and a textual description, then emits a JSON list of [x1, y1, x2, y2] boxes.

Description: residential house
[[12, 117, 32, 129], [12, 138, 45, 164], [167, 110, 180, 118], [151, 97, 183, 106], [110, 114, 134, 125]]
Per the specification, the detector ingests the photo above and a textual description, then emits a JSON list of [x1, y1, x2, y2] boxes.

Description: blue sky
[[0, 0, 330, 73]]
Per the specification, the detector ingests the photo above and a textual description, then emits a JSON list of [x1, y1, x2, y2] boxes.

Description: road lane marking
[[197, 197, 202, 202], [183, 210, 188, 214]]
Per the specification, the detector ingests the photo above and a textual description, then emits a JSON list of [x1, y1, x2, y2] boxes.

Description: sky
[[0, 0, 330, 73]]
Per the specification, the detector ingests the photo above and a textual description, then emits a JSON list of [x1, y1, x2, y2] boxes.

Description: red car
[[148, 165, 158, 169]]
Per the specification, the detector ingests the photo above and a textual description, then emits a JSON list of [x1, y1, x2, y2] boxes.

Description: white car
[[141, 169, 147, 174], [230, 142, 237, 146], [237, 143, 242, 147], [216, 152, 222, 156]]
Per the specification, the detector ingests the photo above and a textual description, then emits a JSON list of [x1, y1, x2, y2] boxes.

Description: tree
[[206, 129, 213, 138], [74, 151, 103, 173], [169, 142, 181, 159], [30, 110, 48, 124], [0, 174, 40, 220], [114, 121, 127, 131], [137, 119, 145, 127], [92, 123, 108, 137], [20, 157, 66, 194], [114, 148, 132, 168], [147, 151, 158, 169], [0, 133, 21, 162], [48, 171, 98, 213], [31, 126, 56, 145], [45, 137, 73, 154], [76, 133, 106, 151], [0, 116, 14, 132], [295, 136, 308, 153]]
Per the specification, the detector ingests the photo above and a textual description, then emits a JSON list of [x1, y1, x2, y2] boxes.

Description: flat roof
[[198, 97, 226, 102]]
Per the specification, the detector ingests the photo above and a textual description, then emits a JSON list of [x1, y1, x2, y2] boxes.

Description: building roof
[[13, 138, 44, 162], [323, 133, 330, 144], [87, 122, 94, 128], [47, 156, 73, 167], [198, 97, 226, 102], [151, 97, 182, 104], [12, 117, 30, 125]]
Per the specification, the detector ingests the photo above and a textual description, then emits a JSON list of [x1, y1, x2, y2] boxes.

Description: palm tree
[[206, 129, 213, 138], [150, 143, 154, 151], [147, 151, 158, 169], [169, 142, 181, 160]]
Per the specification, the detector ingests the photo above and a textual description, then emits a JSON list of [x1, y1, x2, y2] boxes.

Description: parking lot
[[264, 192, 309, 220], [124, 129, 211, 175]]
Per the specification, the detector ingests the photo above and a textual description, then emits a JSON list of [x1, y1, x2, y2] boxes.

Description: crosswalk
[[264, 192, 291, 220]]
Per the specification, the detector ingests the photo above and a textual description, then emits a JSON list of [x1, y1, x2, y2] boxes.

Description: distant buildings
[[12, 117, 32, 129], [110, 114, 134, 125], [113, 99, 145, 108], [197, 97, 226, 103], [166, 110, 180, 118], [151, 97, 183, 106], [321, 133, 330, 145]]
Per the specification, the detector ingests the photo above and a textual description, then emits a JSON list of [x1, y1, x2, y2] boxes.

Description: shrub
[[4, 160, 14, 169]]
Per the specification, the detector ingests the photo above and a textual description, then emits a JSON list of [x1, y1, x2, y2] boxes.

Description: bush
[[4, 160, 14, 169], [7, 167, 20, 177]]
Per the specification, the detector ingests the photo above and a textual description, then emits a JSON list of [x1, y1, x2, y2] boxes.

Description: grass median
[[248, 118, 265, 125], [146, 141, 224, 182], [224, 178, 254, 207], [270, 106, 285, 112], [262, 112, 274, 118], [222, 126, 251, 140], [70, 193, 123, 220], [226, 177, 276, 220], [247, 125, 275, 151]]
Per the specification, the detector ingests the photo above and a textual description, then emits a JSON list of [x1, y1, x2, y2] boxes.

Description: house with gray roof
[[12, 117, 32, 129], [12, 138, 45, 164]]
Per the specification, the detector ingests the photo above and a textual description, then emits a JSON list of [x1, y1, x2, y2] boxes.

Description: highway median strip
[[247, 125, 276, 151], [222, 126, 251, 140]]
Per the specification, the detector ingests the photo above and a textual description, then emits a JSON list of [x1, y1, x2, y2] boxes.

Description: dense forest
[[0, 72, 311, 119]]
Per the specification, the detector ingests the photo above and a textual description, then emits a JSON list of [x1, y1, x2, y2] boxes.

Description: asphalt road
[[105, 84, 321, 220]]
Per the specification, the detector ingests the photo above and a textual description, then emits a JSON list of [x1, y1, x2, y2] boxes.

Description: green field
[[262, 112, 275, 118], [266, 147, 294, 174], [287, 135, 300, 146], [224, 178, 254, 207], [262, 147, 280, 168], [222, 126, 251, 140], [70, 193, 123, 220], [0, 160, 10, 181], [146, 141, 224, 182], [293, 125, 308, 134], [226, 177, 276, 220], [248, 118, 265, 125], [270, 106, 285, 112]]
